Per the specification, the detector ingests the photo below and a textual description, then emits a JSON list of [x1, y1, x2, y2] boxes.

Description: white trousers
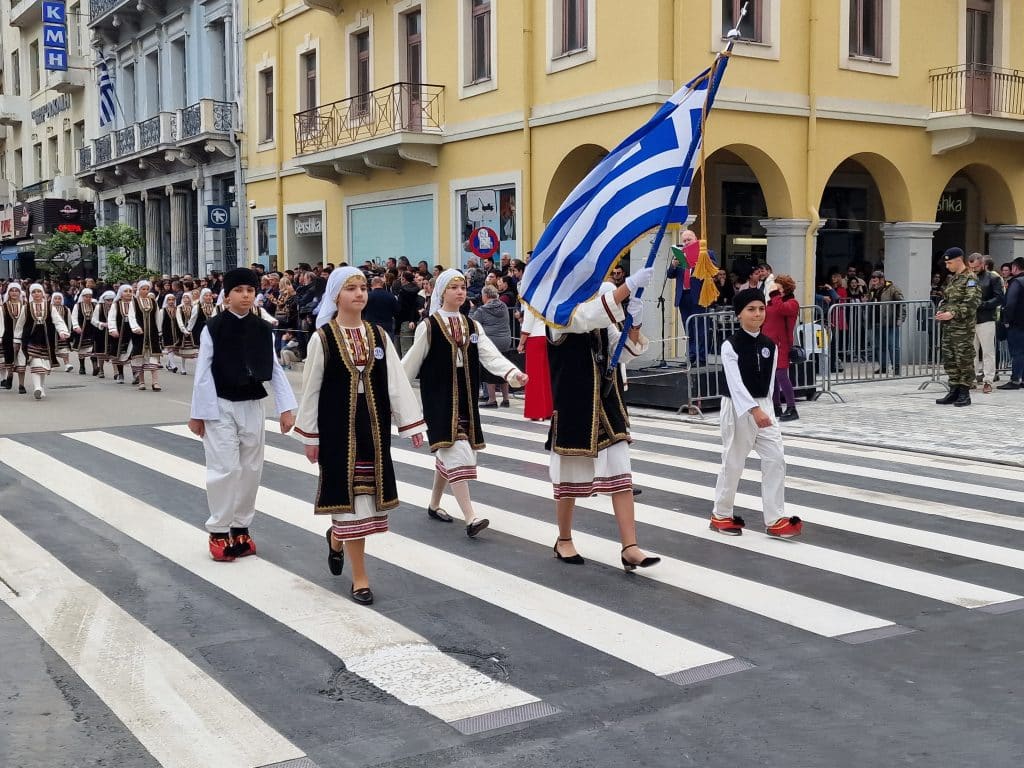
[[974, 320, 996, 384], [713, 396, 786, 525], [202, 398, 265, 533]]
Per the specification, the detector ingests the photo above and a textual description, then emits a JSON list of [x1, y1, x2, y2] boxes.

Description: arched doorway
[[542, 144, 608, 222], [933, 163, 1017, 270]]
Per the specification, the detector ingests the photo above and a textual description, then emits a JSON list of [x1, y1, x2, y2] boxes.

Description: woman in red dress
[[518, 310, 553, 420], [763, 274, 800, 422]]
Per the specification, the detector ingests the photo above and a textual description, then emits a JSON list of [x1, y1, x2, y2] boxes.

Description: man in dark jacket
[[997, 257, 1024, 389], [866, 270, 906, 375], [968, 252, 1005, 393], [396, 271, 423, 355], [363, 276, 399, 339]]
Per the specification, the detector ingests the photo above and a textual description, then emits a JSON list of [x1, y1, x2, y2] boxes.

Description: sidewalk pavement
[[631, 377, 1023, 467]]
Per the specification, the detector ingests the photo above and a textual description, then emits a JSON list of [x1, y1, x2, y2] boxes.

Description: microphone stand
[[657, 295, 668, 368]]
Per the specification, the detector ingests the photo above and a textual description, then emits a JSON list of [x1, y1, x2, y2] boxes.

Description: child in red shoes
[[188, 268, 297, 560]]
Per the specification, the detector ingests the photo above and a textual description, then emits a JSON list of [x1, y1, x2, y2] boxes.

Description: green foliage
[[103, 251, 157, 285], [35, 231, 84, 281], [83, 224, 152, 284]]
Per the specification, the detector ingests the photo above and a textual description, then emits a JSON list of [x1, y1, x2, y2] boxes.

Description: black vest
[[113, 300, 136, 358], [546, 327, 630, 456], [2, 301, 22, 363], [719, 330, 775, 399], [161, 306, 181, 347], [22, 303, 57, 364], [72, 302, 97, 348], [314, 322, 398, 513], [206, 310, 274, 401], [419, 314, 484, 451]]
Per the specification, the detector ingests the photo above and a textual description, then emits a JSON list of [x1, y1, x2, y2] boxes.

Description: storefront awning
[[0, 246, 18, 261]]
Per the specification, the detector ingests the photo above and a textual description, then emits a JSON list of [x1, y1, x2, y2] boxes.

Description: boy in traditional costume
[[403, 269, 527, 538], [544, 267, 661, 571], [295, 266, 426, 605], [188, 268, 297, 562]]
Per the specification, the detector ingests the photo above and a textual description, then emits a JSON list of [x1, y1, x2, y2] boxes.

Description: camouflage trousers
[[941, 321, 977, 387]]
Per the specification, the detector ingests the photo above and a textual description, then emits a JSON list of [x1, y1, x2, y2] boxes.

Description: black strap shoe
[[351, 586, 374, 605], [553, 537, 585, 565], [466, 518, 490, 538], [621, 544, 661, 572], [325, 529, 345, 575], [427, 505, 454, 522]]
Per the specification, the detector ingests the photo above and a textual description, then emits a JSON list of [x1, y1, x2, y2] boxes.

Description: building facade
[[0, 0, 96, 279], [73, 0, 243, 277], [254, 2, 1019, 300]]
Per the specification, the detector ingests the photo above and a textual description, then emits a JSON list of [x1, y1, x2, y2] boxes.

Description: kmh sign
[[42, 1, 69, 72]]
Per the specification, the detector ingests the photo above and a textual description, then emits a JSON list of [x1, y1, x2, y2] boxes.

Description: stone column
[[759, 218, 823, 295], [167, 185, 190, 276], [986, 225, 1024, 265], [880, 222, 941, 302], [142, 192, 162, 273]]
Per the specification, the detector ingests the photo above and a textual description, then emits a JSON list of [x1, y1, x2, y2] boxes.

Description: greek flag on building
[[520, 53, 731, 328], [97, 60, 116, 127]]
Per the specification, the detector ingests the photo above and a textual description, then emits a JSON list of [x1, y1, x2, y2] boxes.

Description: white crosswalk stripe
[[2, 412, 1023, 763]]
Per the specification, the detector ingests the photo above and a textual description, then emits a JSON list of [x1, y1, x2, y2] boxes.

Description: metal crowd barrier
[[822, 300, 942, 392]]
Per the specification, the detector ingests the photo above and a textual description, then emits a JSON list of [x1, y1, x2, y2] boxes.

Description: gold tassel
[[694, 239, 719, 308]]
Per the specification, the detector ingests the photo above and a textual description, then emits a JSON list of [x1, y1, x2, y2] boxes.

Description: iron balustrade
[[16, 179, 53, 202], [77, 145, 92, 173], [139, 116, 161, 149], [294, 82, 444, 155], [94, 134, 112, 165], [116, 126, 137, 155], [181, 103, 202, 138], [930, 64, 1024, 117], [89, 0, 133, 26]]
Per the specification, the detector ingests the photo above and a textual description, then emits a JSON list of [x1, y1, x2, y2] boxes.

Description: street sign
[[468, 226, 499, 259], [207, 205, 230, 229], [42, 2, 68, 72]]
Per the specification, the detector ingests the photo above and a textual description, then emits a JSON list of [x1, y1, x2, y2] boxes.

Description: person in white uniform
[[709, 288, 802, 538], [14, 283, 70, 400], [188, 268, 297, 561], [295, 266, 426, 605], [403, 269, 527, 538], [543, 268, 660, 571]]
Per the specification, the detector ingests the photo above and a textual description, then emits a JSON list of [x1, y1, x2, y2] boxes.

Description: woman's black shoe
[[18, 385, 26, 394], [351, 587, 374, 605], [480, 401, 498, 408], [779, 407, 799, 422], [621, 544, 660, 572], [553, 537, 584, 565], [466, 518, 490, 538], [325, 529, 344, 576], [427, 505, 454, 522]]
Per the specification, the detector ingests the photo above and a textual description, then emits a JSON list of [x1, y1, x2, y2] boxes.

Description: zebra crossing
[[1, 410, 1023, 768]]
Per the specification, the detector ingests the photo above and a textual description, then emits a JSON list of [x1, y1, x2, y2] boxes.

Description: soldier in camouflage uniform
[[935, 247, 982, 407]]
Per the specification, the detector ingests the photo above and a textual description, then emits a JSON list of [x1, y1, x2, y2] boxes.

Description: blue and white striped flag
[[97, 60, 116, 127], [521, 53, 731, 327]]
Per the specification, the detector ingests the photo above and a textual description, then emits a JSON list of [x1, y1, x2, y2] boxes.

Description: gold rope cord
[[694, 53, 727, 308]]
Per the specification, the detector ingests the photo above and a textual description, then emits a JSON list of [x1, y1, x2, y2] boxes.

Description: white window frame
[[458, 0, 498, 99], [839, 0, 901, 76], [709, 0, 780, 61], [546, 0, 596, 74], [254, 54, 276, 150], [449, 171, 521, 267], [394, 0, 428, 85]]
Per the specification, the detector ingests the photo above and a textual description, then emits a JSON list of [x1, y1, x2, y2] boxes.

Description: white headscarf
[[115, 284, 133, 301], [430, 269, 466, 316], [51, 292, 65, 305], [99, 290, 116, 302], [216, 289, 225, 306], [80, 288, 94, 299], [199, 288, 213, 303], [181, 292, 193, 306], [28, 283, 45, 300], [137, 279, 152, 290], [161, 293, 177, 310], [3, 283, 24, 302], [315, 266, 364, 329]]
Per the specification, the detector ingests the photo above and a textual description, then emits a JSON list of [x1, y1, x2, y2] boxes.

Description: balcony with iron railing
[[293, 82, 444, 180], [76, 100, 236, 179], [88, 0, 138, 28], [927, 64, 1024, 154]]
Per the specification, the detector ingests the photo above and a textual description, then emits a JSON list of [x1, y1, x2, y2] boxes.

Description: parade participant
[[91, 290, 116, 378], [130, 280, 163, 391], [50, 293, 74, 372], [176, 293, 199, 374], [194, 287, 220, 336], [160, 293, 183, 374], [935, 247, 982, 407], [70, 288, 99, 376], [188, 268, 297, 562], [1, 283, 26, 392], [254, 294, 278, 326], [544, 269, 660, 569], [295, 267, 426, 605], [108, 284, 136, 383], [518, 309, 553, 421], [709, 288, 801, 538], [403, 269, 528, 538], [14, 283, 70, 400]]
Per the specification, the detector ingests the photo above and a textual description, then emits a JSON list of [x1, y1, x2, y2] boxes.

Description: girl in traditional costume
[[14, 283, 69, 400], [130, 280, 163, 391], [71, 288, 99, 376], [108, 284, 136, 383], [402, 269, 527, 538], [1, 283, 26, 393], [295, 267, 426, 605], [91, 290, 116, 378], [176, 292, 199, 374], [50, 293, 74, 372], [160, 293, 183, 373]]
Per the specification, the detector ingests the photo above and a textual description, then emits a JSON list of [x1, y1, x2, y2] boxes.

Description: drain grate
[[450, 701, 559, 735], [662, 658, 755, 687], [257, 759, 321, 768]]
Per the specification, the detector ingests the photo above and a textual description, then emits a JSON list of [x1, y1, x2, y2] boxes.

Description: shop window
[[457, 185, 517, 266], [256, 217, 278, 271]]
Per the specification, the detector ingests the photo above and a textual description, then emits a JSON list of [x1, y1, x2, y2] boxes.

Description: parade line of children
[[6, 262, 801, 606]]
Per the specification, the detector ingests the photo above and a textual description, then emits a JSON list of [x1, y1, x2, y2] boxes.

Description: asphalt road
[[1, 369, 1022, 768]]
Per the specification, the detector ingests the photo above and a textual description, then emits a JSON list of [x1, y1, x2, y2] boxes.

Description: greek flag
[[520, 54, 731, 327], [98, 60, 116, 127]]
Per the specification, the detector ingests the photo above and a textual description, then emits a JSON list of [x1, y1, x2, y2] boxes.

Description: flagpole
[[606, 4, 745, 375]]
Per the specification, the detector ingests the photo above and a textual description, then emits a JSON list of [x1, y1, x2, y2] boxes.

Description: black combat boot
[[953, 386, 972, 407], [935, 386, 959, 405]]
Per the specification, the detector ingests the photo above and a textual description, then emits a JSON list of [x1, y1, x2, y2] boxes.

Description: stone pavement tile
[[632, 379, 1024, 467]]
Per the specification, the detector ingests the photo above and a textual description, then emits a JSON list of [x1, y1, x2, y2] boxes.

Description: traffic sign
[[207, 205, 230, 229], [468, 226, 499, 258]]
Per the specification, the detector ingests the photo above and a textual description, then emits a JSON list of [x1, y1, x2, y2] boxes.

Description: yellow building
[[241, 0, 1024, 302]]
